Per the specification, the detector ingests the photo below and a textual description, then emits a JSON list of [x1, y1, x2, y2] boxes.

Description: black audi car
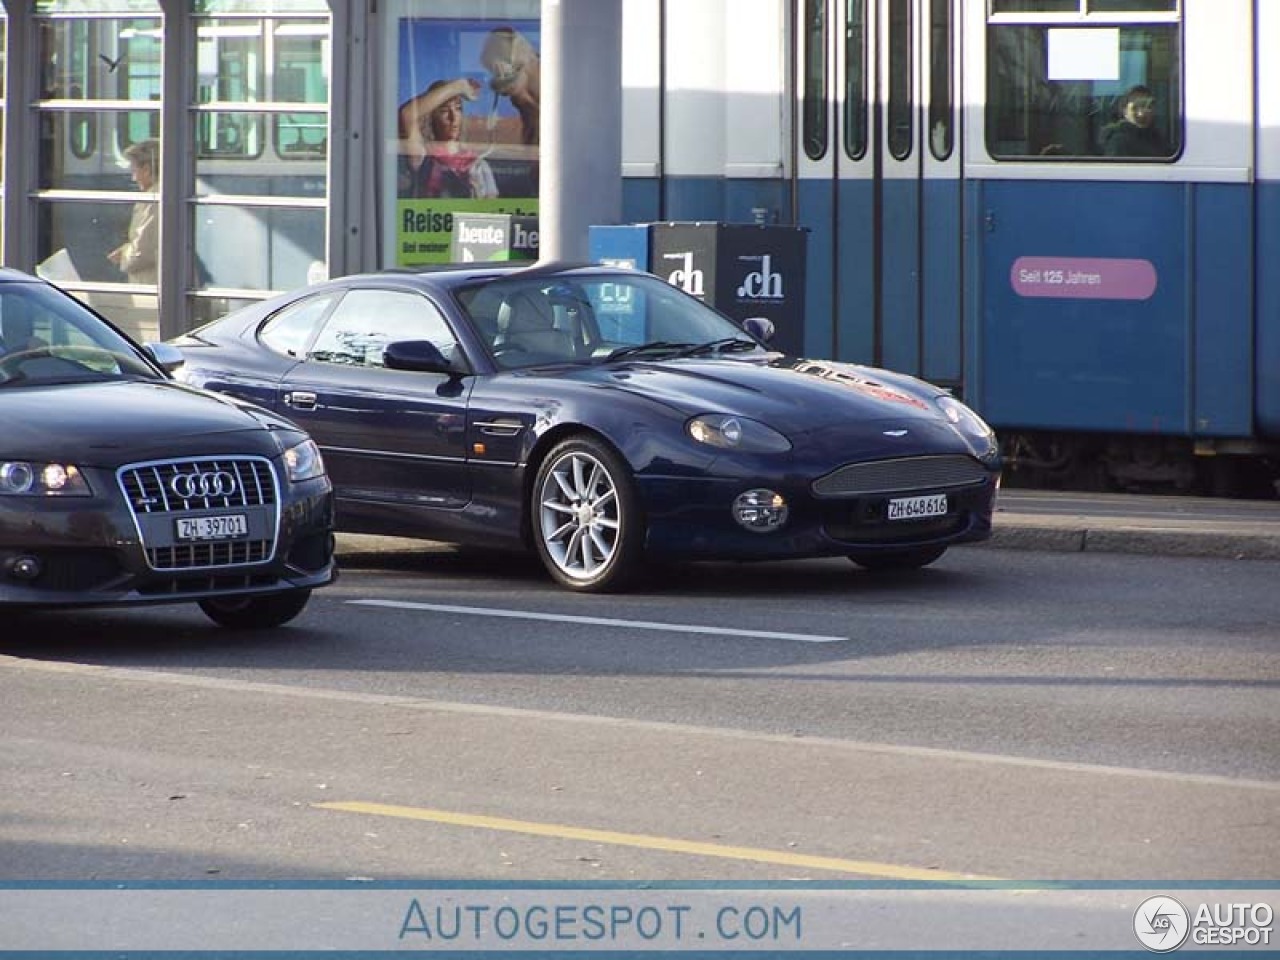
[[0, 269, 335, 628]]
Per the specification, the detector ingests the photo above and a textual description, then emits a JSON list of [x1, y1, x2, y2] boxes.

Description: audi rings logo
[[1134, 896, 1191, 952], [170, 469, 238, 499]]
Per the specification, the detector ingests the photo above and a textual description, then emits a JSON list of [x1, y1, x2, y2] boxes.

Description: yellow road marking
[[317, 801, 1001, 883]]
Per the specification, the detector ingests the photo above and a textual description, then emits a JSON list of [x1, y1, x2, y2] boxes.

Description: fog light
[[5, 555, 42, 581], [733, 488, 788, 532]]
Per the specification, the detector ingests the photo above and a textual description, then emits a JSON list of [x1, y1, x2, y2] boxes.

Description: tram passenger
[[107, 139, 159, 285], [397, 77, 499, 199], [1100, 85, 1171, 158]]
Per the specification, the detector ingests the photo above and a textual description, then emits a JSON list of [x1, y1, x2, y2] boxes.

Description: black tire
[[848, 545, 948, 572], [530, 435, 644, 592], [197, 589, 312, 629]]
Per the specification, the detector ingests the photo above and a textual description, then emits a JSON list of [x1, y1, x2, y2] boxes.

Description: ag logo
[[1134, 896, 1190, 952]]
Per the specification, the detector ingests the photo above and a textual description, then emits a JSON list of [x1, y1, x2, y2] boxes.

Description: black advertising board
[[648, 222, 808, 356]]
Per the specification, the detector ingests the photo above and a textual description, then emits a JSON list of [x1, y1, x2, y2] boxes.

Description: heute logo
[[736, 254, 784, 300]]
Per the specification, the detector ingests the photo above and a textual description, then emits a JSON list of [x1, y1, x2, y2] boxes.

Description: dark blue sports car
[[170, 262, 1000, 591]]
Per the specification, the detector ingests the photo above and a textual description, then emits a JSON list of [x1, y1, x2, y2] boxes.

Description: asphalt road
[[1, 543, 1276, 882]]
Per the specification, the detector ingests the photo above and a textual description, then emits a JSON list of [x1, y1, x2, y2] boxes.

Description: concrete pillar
[[539, 0, 623, 262]]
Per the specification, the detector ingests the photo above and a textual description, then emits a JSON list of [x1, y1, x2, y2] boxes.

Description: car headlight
[[936, 396, 997, 453], [282, 439, 326, 482], [0, 460, 92, 496], [687, 414, 792, 453]]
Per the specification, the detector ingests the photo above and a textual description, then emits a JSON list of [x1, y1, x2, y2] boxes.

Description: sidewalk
[[336, 491, 1280, 564], [989, 490, 1280, 560]]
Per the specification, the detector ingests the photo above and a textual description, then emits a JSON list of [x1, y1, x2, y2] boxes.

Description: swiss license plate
[[175, 514, 248, 541], [887, 494, 949, 521]]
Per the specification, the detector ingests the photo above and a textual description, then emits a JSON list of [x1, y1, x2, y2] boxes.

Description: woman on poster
[[398, 77, 499, 199]]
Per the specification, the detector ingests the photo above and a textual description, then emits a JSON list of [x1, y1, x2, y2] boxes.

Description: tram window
[[1088, 1, 1177, 10], [272, 23, 329, 160], [991, 0, 1079, 11], [195, 18, 266, 159], [927, 0, 953, 161], [986, 23, 1181, 161], [273, 23, 328, 104], [802, 0, 828, 161], [118, 23, 162, 102], [38, 21, 99, 160], [843, 0, 868, 161], [886, 1, 912, 161], [197, 110, 264, 158], [115, 21, 163, 153]]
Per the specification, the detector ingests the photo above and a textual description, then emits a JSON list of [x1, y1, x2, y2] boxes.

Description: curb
[[984, 517, 1280, 561]]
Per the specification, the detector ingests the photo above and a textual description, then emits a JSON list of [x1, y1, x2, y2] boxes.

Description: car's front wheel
[[197, 589, 312, 629], [531, 435, 643, 592], [848, 545, 947, 572]]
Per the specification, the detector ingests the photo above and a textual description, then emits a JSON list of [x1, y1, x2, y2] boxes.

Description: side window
[[306, 289, 458, 369], [259, 293, 337, 358], [986, 2, 1181, 161], [843, 0, 868, 160], [886, 0, 913, 160], [802, 0, 828, 161], [927, 0, 953, 160]]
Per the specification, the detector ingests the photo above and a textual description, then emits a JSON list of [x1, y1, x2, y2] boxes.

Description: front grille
[[148, 540, 272, 570], [813, 455, 989, 498], [118, 456, 280, 572], [120, 458, 277, 513]]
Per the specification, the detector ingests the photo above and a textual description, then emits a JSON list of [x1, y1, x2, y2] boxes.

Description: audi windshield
[[0, 280, 160, 387]]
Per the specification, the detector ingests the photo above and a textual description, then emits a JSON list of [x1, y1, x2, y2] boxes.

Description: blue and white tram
[[617, 0, 1278, 495]]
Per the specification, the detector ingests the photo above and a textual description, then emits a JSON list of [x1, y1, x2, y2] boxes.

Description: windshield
[[454, 272, 764, 370], [0, 282, 160, 387]]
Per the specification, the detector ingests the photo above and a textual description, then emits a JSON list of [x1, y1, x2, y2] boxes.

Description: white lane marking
[[348, 598, 845, 643], [4, 655, 1277, 792]]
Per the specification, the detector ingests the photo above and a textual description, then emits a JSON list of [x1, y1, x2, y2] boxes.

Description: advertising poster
[[393, 14, 541, 266]]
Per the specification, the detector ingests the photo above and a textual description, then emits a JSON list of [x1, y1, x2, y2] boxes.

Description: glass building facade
[[0, 0, 541, 339]]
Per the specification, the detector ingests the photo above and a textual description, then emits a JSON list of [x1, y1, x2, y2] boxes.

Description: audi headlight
[[687, 414, 791, 453], [936, 396, 997, 453], [0, 460, 92, 496], [283, 439, 326, 482]]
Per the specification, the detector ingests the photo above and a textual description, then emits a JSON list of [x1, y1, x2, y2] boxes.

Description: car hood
[[1, 379, 294, 465], [570, 356, 945, 432]]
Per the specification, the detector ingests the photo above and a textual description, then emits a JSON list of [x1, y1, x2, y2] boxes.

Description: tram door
[[796, 0, 961, 385]]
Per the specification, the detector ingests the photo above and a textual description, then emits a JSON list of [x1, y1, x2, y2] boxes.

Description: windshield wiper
[[668, 337, 760, 358], [603, 341, 696, 362]]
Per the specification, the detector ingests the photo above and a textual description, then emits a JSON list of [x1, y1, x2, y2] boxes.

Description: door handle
[[984, 211, 997, 233], [283, 391, 318, 410]]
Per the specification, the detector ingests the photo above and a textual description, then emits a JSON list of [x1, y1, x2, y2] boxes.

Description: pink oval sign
[[1010, 257, 1158, 301]]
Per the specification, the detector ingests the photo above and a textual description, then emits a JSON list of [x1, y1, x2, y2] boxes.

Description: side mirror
[[383, 340, 460, 375], [144, 341, 186, 373], [741, 316, 775, 343]]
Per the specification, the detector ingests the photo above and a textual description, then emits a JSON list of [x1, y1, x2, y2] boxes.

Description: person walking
[[107, 139, 159, 284]]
